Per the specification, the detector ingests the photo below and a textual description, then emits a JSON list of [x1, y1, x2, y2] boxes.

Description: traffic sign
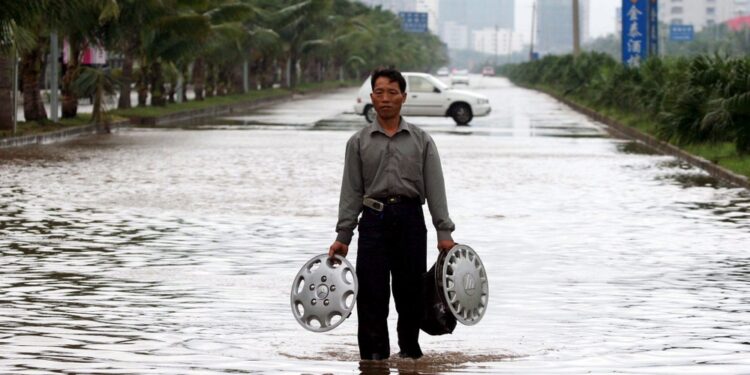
[[399, 12, 428, 33], [669, 24, 694, 41]]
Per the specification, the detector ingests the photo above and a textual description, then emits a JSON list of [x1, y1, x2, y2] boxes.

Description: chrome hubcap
[[291, 254, 358, 332], [440, 244, 488, 325]]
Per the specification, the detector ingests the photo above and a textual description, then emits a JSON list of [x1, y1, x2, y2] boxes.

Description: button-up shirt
[[335, 118, 455, 245]]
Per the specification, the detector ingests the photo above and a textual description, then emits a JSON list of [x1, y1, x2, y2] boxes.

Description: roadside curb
[[532, 87, 750, 189], [1, 85, 352, 149], [126, 93, 293, 126], [0, 120, 132, 149]]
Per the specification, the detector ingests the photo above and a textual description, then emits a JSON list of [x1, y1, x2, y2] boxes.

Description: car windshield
[[423, 75, 449, 90]]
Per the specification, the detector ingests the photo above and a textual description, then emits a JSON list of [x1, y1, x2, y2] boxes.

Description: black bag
[[420, 263, 457, 335]]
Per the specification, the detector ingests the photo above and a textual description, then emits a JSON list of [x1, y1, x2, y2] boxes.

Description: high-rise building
[[359, 0, 439, 33], [441, 21, 470, 50], [438, 0, 515, 51], [439, 0, 514, 31], [535, 0, 590, 55], [471, 27, 524, 55], [416, 0, 440, 33], [660, 0, 750, 31]]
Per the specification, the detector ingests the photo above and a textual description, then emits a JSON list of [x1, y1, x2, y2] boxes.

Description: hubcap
[[291, 254, 358, 332], [439, 244, 488, 325]]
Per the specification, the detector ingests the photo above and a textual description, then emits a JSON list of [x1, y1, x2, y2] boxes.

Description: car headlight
[[477, 98, 489, 105]]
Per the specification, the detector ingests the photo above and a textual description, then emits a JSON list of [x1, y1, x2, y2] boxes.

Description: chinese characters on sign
[[621, 0, 658, 68], [398, 12, 428, 33]]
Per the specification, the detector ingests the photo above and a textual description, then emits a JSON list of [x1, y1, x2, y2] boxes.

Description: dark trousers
[[356, 202, 427, 360]]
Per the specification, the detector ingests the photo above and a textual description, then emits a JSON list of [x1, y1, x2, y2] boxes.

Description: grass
[[683, 143, 750, 178], [526, 83, 750, 180], [0, 114, 122, 138], [112, 88, 291, 118], [112, 80, 357, 119]]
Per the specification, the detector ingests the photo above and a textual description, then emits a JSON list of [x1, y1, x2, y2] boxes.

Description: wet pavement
[[1, 76, 749, 374]]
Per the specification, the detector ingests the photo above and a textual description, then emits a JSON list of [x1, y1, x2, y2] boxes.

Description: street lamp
[[572, 0, 581, 56]]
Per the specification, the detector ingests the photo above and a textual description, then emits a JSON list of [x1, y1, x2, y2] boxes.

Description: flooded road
[[1, 76, 749, 374]]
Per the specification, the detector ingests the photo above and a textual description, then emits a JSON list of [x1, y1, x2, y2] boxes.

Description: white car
[[450, 69, 470, 85], [354, 72, 491, 126], [436, 67, 450, 76]]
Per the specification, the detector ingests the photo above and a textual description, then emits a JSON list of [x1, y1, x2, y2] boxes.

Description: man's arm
[[330, 135, 364, 257], [424, 135, 456, 251]]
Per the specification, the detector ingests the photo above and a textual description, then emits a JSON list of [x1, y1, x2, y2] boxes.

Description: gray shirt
[[335, 118, 455, 245]]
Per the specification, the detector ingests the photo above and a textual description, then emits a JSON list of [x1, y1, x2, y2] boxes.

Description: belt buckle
[[364, 197, 384, 212]]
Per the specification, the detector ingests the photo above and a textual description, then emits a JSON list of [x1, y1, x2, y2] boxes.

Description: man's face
[[370, 77, 406, 121]]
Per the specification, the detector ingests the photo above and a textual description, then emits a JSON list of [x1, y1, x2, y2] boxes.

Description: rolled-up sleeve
[[423, 135, 455, 241], [335, 135, 364, 245]]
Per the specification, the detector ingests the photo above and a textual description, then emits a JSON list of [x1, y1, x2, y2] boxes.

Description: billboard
[[621, 0, 658, 67]]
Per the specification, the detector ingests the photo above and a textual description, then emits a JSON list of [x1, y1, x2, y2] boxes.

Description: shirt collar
[[370, 117, 411, 135]]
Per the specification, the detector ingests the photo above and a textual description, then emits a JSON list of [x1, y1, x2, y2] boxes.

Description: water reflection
[[0, 77, 749, 373]]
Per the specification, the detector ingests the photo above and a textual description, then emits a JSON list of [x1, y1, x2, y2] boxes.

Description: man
[[328, 68, 456, 360]]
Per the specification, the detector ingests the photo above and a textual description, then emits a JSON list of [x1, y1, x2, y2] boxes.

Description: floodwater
[[1, 76, 749, 374]]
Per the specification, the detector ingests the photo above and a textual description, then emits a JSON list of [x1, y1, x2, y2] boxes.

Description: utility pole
[[508, 30, 513, 64], [529, 0, 537, 61], [50, 31, 59, 122], [494, 24, 498, 66], [572, 0, 581, 57], [12, 48, 18, 134]]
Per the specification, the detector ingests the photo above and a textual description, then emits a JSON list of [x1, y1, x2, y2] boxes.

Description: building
[[437, 0, 515, 52], [439, 0, 514, 31], [471, 27, 524, 55], [536, 0, 590, 55], [360, 0, 439, 33], [441, 21, 470, 50], [416, 0, 440, 33], [660, 0, 750, 31], [359, 0, 417, 12]]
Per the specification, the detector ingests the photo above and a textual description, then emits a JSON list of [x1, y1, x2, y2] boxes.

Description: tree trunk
[[181, 64, 189, 102], [168, 81, 176, 103], [149, 60, 166, 106], [61, 41, 80, 119], [231, 65, 243, 94], [192, 57, 205, 101], [118, 52, 133, 109], [137, 63, 148, 107], [0, 55, 13, 131], [21, 46, 48, 122], [205, 63, 215, 98], [289, 54, 299, 88]]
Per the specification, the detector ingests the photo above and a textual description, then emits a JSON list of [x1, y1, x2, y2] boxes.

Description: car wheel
[[364, 104, 376, 123], [451, 103, 473, 125]]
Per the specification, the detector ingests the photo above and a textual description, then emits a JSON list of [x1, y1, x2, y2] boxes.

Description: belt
[[363, 195, 420, 212]]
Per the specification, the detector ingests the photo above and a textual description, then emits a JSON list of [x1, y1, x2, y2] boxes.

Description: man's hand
[[437, 240, 455, 252], [329, 241, 349, 258]]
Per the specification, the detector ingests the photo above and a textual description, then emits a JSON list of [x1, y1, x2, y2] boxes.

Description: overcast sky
[[514, 0, 620, 43]]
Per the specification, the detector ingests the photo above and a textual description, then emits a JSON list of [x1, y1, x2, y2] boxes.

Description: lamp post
[[572, 0, 581, 56], [529, 0, 537, 61], [12, 48, 18, 134], [50, 31, 59, 122]]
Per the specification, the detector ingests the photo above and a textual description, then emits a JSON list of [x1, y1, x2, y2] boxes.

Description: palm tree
[[108, 0, 168, 109], [273, 0, 333, 88], [72, 66, 117, 127]]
